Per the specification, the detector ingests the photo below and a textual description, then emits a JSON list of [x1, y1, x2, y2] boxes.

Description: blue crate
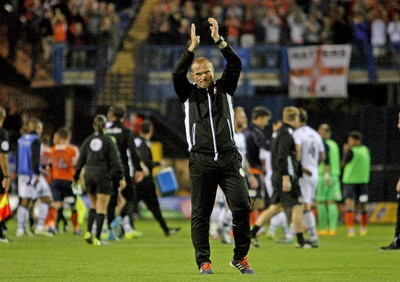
[[156, 167, 178, 196]]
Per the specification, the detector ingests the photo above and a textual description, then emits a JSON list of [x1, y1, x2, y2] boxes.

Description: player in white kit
[[293, 109, 325, 247]]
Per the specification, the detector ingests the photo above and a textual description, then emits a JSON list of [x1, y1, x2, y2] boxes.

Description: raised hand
[[188, 23, 200, 52], [207, 17, 219, 41]]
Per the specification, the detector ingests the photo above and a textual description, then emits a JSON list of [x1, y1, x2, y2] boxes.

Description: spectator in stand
[[387, 12, 400, 66], [387, 0, 399, 19], [261, 7, 282, 45], [69, 6, 85, 28], [225, 11, 241, 46], [39, 9, 54, 61], [240, 6, 257, 48], [69, 21, 87, 67], [287, 6, 306, 45], [182, 0, 196, 23], [158, 18, 172, 44], [352, 12, 370, 48], [106, 2, 120, 26], [168, 3, 183, 44], [370, 6, 388, 59], [320, 16, 333, 44], [147, 6, 164, 44], [210, 4, 224, 25], [225, 0, 243, 21], [51, 0, 70, 23], [309, 0, 330, 18], [304, 9, 322, 45], [99, 16, 118, 66], [52, 8, 68, 46], [178, 18, 191, 45], [331, 4, 353, 44], [85, 0, 102, 43]]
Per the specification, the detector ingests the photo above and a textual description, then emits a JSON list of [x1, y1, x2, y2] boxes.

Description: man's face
[[318, 128, 328, 139], [347, 136, 358, 147], [191, 61, 214, 89], [258, 116, 271, 129], [235, 110, 248, 130]]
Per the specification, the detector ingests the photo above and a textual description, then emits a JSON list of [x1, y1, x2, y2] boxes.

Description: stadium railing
[[53, 44, 400, 98]]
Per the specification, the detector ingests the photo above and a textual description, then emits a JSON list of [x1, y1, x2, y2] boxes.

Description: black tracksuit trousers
[[136, 177, 169, 234], [189, 149, 251, 267]]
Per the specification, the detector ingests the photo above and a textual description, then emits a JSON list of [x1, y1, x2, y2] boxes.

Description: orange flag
[[0, 192, 11, 221]]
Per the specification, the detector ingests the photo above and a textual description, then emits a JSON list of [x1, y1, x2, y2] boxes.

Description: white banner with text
[[288, 45, 352, 98]]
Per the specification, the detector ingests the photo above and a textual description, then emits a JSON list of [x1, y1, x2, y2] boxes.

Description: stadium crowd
[[148, 0, 400, 61], [0, 0, 141, 67]]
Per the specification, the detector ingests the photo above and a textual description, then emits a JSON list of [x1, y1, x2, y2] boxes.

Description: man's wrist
[[214, 36, 223, 45], [3, 175, 9, 179]]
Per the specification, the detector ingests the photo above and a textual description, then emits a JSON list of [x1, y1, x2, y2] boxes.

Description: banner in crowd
[[288, 45, 352, 98]]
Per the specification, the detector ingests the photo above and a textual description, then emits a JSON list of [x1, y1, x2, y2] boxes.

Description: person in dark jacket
[[172, 17, 253, 275], [381, 112, 400, 250], [243, 106, 272, 222], [105, 105, 144, 240], [74, 115, 126, 246], [250, 107, 313, 249], [134, 120, 180, 236]]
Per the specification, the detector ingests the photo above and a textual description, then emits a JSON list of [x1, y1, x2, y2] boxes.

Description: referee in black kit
[[74, 114, 126, 246], [172, 18, 254, 274]]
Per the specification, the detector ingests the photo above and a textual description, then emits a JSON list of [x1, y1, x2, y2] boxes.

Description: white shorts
[[18, 175, 52, 199], [299, 174, 318, 204]]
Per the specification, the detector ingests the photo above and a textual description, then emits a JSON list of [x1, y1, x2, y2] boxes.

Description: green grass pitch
[[1, 219, 400, 281]]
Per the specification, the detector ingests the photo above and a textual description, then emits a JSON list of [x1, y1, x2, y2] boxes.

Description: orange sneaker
[[199, 262, 213, 274], [347, 228, 355, 238], [230, 256, 254, 274]]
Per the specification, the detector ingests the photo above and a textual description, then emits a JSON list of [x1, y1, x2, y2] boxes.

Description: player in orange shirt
[[49, 127, 80, 234]]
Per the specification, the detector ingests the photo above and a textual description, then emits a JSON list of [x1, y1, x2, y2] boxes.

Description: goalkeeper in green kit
[[316, 124, 342, 236]]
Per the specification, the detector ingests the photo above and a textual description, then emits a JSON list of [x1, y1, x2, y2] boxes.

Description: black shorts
[[85, 174, 113, 195], [270, 173, 302, 208], [51, 179, 76, 204], [343, 183, 369, 203]]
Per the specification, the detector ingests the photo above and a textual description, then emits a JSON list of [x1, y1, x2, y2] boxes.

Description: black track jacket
[[172, 45, 242, 160], [271, 123, 299, 178]]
